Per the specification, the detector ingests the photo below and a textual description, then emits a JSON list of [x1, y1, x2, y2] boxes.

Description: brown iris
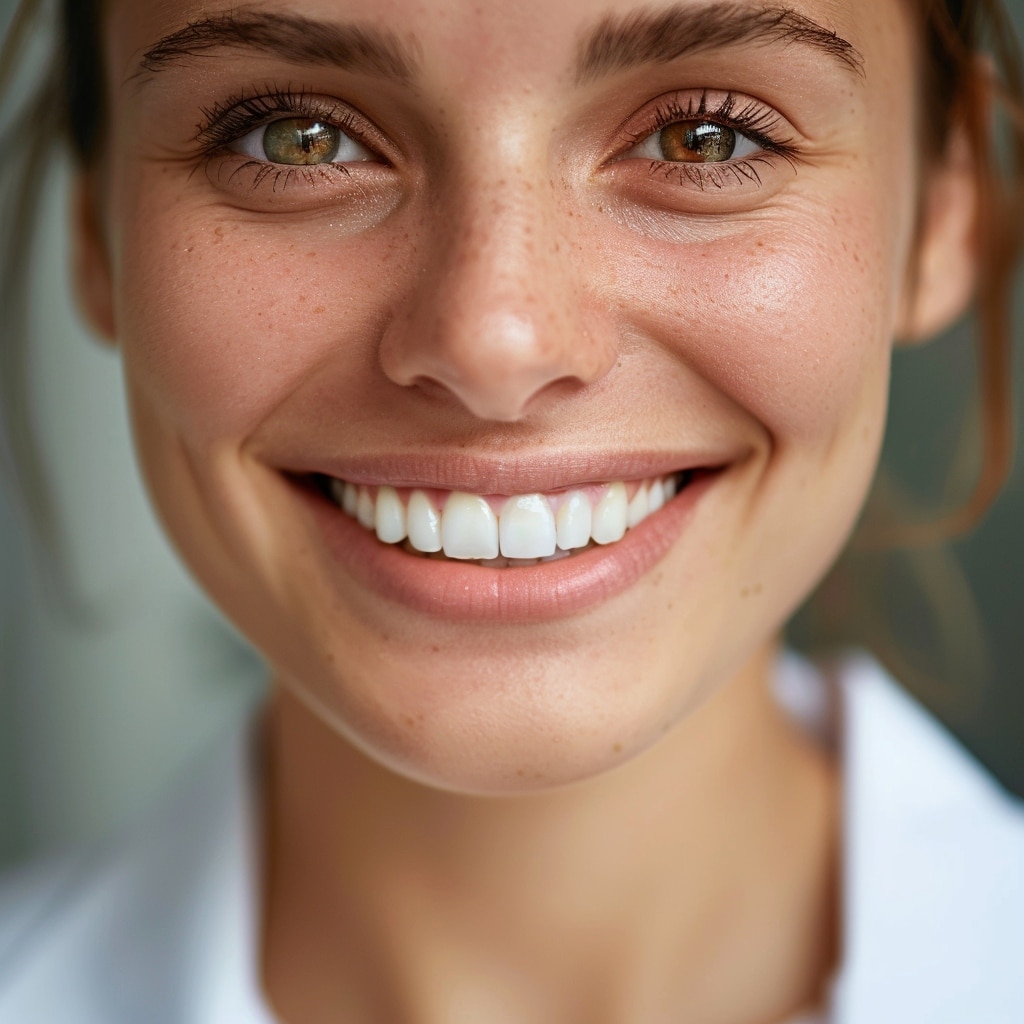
[[658, 121, 737, 163], [262, 118, 341, 165]]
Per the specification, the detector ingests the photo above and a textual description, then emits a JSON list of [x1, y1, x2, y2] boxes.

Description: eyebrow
[[575, 3, 864, 84], [135, 9, 419, 83]]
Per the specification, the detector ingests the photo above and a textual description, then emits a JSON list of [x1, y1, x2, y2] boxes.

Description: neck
[[259, 643, 839, 1024]]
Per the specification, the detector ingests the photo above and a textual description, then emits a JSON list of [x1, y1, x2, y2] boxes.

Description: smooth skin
[[75, 0, 978, 1020]]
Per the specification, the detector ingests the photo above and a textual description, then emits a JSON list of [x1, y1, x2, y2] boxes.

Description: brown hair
[[900, 0, 1024, 543]]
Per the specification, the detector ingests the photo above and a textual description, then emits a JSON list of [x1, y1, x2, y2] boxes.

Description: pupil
[[659, 121, 737, 163], [263, 119, 340, 165]]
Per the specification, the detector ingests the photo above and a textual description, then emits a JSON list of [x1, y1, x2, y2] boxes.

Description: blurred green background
[[1, 0, 1023, 867]]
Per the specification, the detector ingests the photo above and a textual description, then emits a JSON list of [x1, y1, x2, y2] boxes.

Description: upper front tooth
[[441, 492, 500, 560], [499, 494, 556, 559], [626, 484, 649, 528], [407, 489, 442, 552], [591, 482, 628, 545], [375, 485, 407, 543], [556, 490, 592, 550]]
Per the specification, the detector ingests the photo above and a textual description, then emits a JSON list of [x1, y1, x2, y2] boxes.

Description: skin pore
[[76, 0, 977, 1021]]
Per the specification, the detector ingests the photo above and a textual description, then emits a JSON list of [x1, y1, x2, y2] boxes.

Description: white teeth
[[499, 494, 556, 559], [407, 489, 442, 552], [647, 479, 665, 514], [441, 492, 500, 560], [342, 482, 359, 518], [328, 471, 688, 564], [591, 482, 628, 545], [555, 490, 592, 551], [374, 485, 407, 543], [356, 486, 376, 530], [626, 484, 649, 528]]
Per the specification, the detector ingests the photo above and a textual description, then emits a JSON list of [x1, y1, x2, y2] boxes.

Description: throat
[[258, 654, 841, 1024]]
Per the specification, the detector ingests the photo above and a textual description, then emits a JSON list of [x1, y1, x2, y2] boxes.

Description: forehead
[[104, 0, 913, 100]]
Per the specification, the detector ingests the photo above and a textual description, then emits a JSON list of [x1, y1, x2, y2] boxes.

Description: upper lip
[[277, 449, 744, 494]]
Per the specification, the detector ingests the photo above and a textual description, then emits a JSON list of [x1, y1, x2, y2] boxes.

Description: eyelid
[[611, 88, 800, 165], [195, 86, 393, 163]]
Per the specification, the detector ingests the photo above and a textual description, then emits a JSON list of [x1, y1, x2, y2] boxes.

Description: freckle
[[741, 587, 750, 597], [517, 769, 526, 777], [431, 645, 440, 653], [401, 714, 416, 728], [313, 305, 325, 314], [613, 743, 622, 753], [307, 252, 316, 258], [666, 602, 673, 611], [753, 583, 763, 595], [381, 633, 390, 642]]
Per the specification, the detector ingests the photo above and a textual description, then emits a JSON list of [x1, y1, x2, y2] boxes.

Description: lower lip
[[295, 473, 717, 623]]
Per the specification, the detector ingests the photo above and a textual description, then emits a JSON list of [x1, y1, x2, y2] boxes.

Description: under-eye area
[[307, 472, 695, 565]]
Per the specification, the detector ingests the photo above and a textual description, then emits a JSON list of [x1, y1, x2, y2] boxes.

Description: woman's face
[[86, 0, 962, 791]]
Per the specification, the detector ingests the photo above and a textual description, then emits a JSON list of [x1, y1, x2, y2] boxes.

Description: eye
[[231, 117, 376, 166], [625, 119, 762, 164]]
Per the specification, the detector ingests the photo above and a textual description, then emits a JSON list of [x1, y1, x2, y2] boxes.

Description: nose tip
[[378, 184, 617, 423], [393, 308, 609, 422]]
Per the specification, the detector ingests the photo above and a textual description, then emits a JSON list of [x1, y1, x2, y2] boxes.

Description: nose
[[378, 167, 618, 423]]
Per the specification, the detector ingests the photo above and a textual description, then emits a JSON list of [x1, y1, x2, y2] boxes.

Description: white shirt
[[0, 654, 1021, 1023]]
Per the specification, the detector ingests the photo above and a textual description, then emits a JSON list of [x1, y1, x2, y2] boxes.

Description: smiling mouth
[[311, 471, 693, 567]]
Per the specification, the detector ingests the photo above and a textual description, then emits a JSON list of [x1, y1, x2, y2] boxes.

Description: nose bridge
[[447, 160, 568, 352], [379, 132, 616, 422]]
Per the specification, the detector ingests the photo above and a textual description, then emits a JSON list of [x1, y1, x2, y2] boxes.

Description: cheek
[[113, 206, 403, 446], [603, 194, 904, 445]]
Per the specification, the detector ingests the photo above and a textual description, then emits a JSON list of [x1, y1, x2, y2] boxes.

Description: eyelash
[[625, 90, 800, 190], [194, 85, 379, 191], [193, 86, 798, 196]]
